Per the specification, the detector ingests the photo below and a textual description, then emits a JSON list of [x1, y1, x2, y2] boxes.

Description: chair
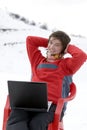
[[2, 82, 76, 130]]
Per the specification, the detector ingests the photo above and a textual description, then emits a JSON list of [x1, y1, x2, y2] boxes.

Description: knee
[[29, 119, 47, 130], [6, 121, 29, 130]]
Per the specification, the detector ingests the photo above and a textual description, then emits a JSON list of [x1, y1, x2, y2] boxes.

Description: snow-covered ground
[[0, 9, 87, 130]]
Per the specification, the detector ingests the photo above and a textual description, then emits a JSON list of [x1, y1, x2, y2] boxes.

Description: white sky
[[0, 0, 87, 36]]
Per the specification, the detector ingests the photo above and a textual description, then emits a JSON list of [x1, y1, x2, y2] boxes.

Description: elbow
[[79, 51, 87, 62], [74, 51, 87, 63], [26, 36, 31, 45], [26, 36, 35, 48]]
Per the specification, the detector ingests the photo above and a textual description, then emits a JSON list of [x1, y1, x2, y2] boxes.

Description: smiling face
[[47, 37, 63, 62]]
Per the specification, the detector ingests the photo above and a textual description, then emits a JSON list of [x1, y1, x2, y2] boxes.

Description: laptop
[[7, 80, 49, 112]]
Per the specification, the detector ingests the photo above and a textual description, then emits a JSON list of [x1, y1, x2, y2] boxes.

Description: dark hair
[[49, 30, 71, 54]]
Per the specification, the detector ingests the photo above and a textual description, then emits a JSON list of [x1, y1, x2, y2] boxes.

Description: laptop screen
[[8, 81, 48, 112]]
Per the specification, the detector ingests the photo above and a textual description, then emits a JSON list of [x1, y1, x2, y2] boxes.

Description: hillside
[[0, 9, 51, 46]]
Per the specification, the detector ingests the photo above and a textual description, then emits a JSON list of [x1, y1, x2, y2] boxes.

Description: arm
[[26, 36, 48, 66], [62, 44, 87, 75]]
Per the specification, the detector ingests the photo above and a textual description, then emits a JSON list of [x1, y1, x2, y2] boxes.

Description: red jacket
[[26, 36, 87, 104]]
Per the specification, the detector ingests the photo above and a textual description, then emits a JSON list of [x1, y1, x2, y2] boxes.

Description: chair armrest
[[53, 82, 76, 129], [63, 82, 76, 102], [4, 95, 11, 114], [2, 95, 11, 130], [55, 82, 76, 115]]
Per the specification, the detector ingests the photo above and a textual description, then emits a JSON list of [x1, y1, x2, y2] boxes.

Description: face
[[47, 37, 63, 61]]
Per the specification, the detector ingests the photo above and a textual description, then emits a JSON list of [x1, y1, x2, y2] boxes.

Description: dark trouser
[[6, 104, 56, 130]]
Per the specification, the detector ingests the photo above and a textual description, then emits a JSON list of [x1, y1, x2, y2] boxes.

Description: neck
[[47, 56, 63, 62], [46, 54, 63, 62]]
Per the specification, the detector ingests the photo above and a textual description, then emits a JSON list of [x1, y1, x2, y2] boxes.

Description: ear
[[64, 44, 70, 54]]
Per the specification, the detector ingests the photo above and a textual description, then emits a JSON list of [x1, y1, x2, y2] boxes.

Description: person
[[6, 30, 87, 130]]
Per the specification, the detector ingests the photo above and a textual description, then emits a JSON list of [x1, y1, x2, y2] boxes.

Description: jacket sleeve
[[62, 44, 87, 75], [26, 36, 48, 66]]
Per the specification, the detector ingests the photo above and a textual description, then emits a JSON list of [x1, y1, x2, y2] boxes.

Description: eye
[[55, 44, 60, 47]]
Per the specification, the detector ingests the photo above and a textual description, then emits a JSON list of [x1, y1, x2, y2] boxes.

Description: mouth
[[51, 54, 58, 56]]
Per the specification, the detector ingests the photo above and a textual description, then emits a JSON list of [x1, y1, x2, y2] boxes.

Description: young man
[[6, 31, 87, 130]]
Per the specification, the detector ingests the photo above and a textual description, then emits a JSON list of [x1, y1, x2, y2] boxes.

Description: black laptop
[[7, 80, 48, 112]]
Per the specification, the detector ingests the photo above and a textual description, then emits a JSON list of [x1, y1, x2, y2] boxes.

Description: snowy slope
[[0, 8, 51, 45], [0, 9, 87, 130], [0, 8, 31, 29]]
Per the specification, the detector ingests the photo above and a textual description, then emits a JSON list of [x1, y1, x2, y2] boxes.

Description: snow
[[0, 9, 87, 130]]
